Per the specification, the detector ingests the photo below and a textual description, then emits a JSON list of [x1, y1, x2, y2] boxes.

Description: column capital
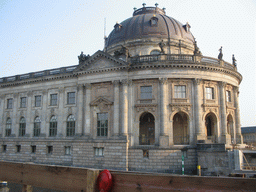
[[27, 91, 33, 97], [113, 80, 120, 87], [85, 83, 92, 90], [218, 81, 227, 88], [77, 84, 84, 91], [13, 93, 18, 98], [121, 79, 132, 86], [233, 86, 239, 94], [159, 77, 168, 85], [193, 78, 202, 85], [59, 87, 65, 93]]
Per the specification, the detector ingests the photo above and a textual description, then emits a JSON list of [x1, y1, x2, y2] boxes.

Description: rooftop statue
[[218, 46, 223, 60]]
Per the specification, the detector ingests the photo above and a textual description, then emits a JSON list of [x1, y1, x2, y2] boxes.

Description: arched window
[[19, 117, 26, 136], [34, 117, 41, 137], [67, 115, 75, 137], [173, 112, 189, 145], [150, 50, 161, 55], [49, 116, 57, 137], [139, 112, 155, 145], [6, 118, 12, 137]]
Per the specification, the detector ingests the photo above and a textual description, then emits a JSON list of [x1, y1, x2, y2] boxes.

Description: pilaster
[[219, 81, 230, 144], [84, 83, 92, 136], [159, 78, 169, 147], [113, 80, 120, 137], [58, 87, 65, 137], [193, 78, 205, 141], [234, 86, 243, 144], [26, 91, 32, 137], [76, 84, 84, 137]]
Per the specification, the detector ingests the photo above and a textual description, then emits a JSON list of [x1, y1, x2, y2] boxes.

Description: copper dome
[[105, 6, 195, 49]]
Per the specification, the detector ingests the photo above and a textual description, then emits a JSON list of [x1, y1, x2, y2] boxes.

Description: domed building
[[0, 4, 243, 174]]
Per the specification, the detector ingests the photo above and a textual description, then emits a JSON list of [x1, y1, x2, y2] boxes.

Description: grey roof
[[241, 126, 256, 134], [105, 6, 194, 48]]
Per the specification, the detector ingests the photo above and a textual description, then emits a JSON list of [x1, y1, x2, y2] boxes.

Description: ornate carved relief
[[113, 80, 120, 87], [35, 109, 39, 116], [90, 96, 113, 112], [202, 104, 219, 113], [77, 84, 84, 91], [85, 83, 92, 90], [121, 79, 132, 86], [169, 103, 192, 113], [134, 103, 157, 113], [68, 107, 72, 115], [193, 78, 202, 85], [159, 77, 168, 84], [50, 108, 55, 114]]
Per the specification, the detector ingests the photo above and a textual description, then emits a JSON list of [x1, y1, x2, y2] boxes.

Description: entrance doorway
[[139, 112, 155, 145]]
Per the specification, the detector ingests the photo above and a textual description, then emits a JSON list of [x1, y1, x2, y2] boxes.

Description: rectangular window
[[16, 145, 21, 153], [20, 97, 27, 108], [35, 95, 41, 107], [7, 98, 13, 109], [143, 149, 149, 158], [97, 113, 108, 137], [67, 92, 75, 104], [205, 87, 214, 100], [31, 145, 36, 153], [2, 145, 7, 153], [65, 146, 71, 155], [50, 94, 57, 106], [47, 146, 53, 154], [140, 86, 152, 100], [94, 147, 104, 156], [226, 90, 231, 102], [174, 85, 186, 98]]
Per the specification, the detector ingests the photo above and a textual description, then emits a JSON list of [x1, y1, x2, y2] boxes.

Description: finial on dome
[[133, 7, 137, 11], [142, 3, 146, 7], [163, 7, 166, 11], [155, 3, 159, 7]]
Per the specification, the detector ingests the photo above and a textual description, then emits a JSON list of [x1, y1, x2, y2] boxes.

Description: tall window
[[6, 118, 12, 137], [49, 116, 57, 137], [20, 97, 27, 108], [50, 94, 57, 106], [174, 85, 186, 98], [205, 87, 214, 100], [19, 117, 26, 136], [7, 98, 13, 109], [35, 95, 41, 107], [140, 86, 152, 99], [226, 90, 231, 102], [67, 92, 75, 104], [97, 113, 108, 137], [34, 117, 41, 137], [66, 115, 75, 137]]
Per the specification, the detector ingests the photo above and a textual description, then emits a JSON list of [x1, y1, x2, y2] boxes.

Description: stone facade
[[0, 5, 243, 174]]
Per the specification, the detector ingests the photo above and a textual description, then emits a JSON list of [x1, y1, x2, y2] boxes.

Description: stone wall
[[128, 148, 197, 174]]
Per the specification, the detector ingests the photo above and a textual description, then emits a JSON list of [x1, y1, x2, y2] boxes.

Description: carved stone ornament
[[77, 84, 84, 91], [90, 96, 113, 112], [202, 104, 219, 113], [135, 103, 157, 113], [50, 108, 55, 114], [85, 83, 92, 90], [59, 87, 65, 93], [78, 51, 90, 62], [35, 109, 39, 116], [218, 81, 227, 88], [193, 78, 202, 85], [121, 79, 132, 86], [169, 103, 192, 113], [113, 80, 120, 87], [218, 46, 223, 60], [159, 78, 168, 85]]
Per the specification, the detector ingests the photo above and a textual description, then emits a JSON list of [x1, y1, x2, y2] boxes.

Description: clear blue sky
[[0, 0, 255, 126]]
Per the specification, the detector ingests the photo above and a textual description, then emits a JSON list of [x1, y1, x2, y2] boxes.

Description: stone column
[[193, 78, 205, 141], [76, 84, 84, 136], [26, 91, 32, 137], [113, 80, 120, 137], [234, 86, 243, 144], [219, 81, 231, 144], [120, 79, 129, 137], [58, 88, 65, 137], [159, 78, 169, 147], [84, 83, 92, 136], [42, 90, 48, 137], [0, 95, 4, 137], [13, 94, 19, 137]]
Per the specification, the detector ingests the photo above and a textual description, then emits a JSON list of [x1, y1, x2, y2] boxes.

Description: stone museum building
[[0, 4, 243, 174]]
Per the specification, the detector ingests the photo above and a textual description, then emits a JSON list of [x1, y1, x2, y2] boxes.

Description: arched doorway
[[173, 112, 189, 145], [227, 114, 234, 141], [205, 113, 217, 143], [139, 112, 155, 145]]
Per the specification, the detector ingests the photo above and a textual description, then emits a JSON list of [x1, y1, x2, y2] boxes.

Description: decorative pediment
[[134, 103, 157, 112], [90, 96, 113, 112], [169, 103, 192, 112], [75, 50, 128, 73]]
